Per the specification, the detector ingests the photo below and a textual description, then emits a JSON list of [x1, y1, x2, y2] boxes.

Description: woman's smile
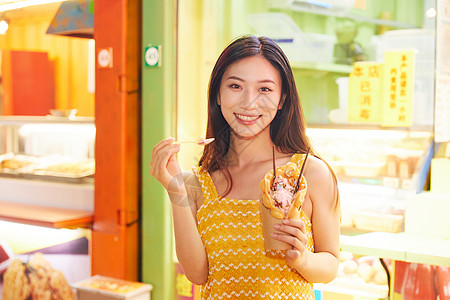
[[234, 113, 261, 124]]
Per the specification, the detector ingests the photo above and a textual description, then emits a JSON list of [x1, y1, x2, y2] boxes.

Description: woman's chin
[[231, 128, 266, 140]]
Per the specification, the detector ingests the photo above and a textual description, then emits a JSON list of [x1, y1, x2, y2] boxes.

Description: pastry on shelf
[[2, 253, 75, 300]]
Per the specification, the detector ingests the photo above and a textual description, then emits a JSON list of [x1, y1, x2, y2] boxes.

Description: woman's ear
[[217, 96, 221, 106], [278, 94, 286, 110]]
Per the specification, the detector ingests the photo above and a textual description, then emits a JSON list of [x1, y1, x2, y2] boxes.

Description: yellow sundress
[[193, 153, 315, 300]]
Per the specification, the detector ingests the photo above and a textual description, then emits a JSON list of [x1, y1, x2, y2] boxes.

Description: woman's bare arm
[[273, 156, 340, 283], [150, 138, 208, 284]]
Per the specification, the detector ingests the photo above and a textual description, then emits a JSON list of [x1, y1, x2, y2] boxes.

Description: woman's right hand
[[149, 137, 185, 197]]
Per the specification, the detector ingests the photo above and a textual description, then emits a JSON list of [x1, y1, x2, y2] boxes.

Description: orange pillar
[[92, 0, 141, 280]]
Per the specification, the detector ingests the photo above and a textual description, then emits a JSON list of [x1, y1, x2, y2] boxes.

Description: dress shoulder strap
[[192, 166, 219, 202]]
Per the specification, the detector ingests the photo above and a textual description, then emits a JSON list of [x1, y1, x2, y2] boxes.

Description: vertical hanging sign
[[434, 0, 450, 142], [348, 62, 383, 124], [382, 50, 414, 127]]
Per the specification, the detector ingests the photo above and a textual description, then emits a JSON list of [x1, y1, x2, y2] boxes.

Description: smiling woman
[[150, 34, 340, 300], [219, 55, 282, 139]]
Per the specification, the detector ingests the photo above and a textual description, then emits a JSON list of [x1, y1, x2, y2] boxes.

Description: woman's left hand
[[272, 218, 308, 268]]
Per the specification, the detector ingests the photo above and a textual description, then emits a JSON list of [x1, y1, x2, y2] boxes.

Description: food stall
[[142, 0, 450, 299], [0, 1, 96, 296], [0, 0, 449, 299], [0, 0, 141, 297]]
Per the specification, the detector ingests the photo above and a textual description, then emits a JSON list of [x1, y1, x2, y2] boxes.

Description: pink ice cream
[[270, 175, 296, 216]]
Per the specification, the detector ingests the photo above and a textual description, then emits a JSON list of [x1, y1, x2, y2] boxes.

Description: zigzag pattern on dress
[[210, 262, 291, 273], [208, 276, 310, 285], [203, 234, 260, 245], [198, 209, 259, 224], [199, 221, 259, 235], [213, 290, 314, 300], [204, 197, 259, 206], [208, 248, 285, 260]]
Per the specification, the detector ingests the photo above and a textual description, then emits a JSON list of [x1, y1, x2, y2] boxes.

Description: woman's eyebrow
[[225, 75, 244, 81], [225, 76, 276, 84], [258, 79, 276, 84]]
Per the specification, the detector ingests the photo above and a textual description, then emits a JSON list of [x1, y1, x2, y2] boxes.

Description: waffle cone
[[259, 162, 307, 250]]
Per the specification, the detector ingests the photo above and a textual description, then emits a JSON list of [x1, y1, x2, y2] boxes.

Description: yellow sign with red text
[[347, 50, 414, 127], [382, 50, 415, 127], [348, 62, 383, 124]]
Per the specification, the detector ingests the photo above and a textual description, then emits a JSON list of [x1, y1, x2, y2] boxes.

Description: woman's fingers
[[151, 138, 178, 167], [152, 137, 175, 153], [272, 219, 308, 249], [284, 218, 306, 234], [273, 219, 306, 238], [271, 232, 306, 250], [150, 137, 182, 187]]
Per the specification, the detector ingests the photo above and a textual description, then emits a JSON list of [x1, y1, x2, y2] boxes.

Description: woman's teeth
[[236, 114, 259, 121]]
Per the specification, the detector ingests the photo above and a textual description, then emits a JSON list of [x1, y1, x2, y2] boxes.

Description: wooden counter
[[0, 200, 93, 229]]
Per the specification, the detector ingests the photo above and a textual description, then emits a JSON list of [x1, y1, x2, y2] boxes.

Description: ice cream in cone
[[259, 162, 307, 250]]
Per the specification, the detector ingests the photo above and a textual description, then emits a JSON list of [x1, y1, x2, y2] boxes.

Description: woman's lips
[[234, 113, 261, 124]]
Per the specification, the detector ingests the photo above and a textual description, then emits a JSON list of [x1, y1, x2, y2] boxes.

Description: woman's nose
[[239, 90, 259, 109]]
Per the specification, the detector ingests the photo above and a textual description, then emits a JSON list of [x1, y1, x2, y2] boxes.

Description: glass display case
[[308, 126, 434, 234], [0, 115, 95, 228]]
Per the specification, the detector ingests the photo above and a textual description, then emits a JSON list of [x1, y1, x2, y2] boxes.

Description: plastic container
[[247, 13, 336, 63], [376, 29, 435, 63], [329, 77, 349, 123], [73, 275, 153, 300]]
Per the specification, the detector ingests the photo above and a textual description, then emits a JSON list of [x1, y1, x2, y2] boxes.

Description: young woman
[[150, 35, 340, 299]]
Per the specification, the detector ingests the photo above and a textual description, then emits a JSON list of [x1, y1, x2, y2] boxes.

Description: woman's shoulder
[[305, 155, 338, 205], [305, 156, 333, 180], [290, 153, 331, 177]]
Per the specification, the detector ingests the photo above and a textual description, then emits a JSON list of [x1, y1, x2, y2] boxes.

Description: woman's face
[[219, 55, 283, 139]]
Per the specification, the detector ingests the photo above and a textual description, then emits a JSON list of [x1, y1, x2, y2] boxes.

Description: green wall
[[141, 1, 176, 300]]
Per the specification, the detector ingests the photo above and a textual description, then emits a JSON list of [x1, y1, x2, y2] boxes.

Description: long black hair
[[199, 35, 337, 205]]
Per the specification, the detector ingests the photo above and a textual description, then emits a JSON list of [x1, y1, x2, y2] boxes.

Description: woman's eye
[[229, 84, 240, 89], [260, 87, 272, 92]]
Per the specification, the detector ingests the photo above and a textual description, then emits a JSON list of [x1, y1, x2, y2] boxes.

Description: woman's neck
[[226, 129, 276, 168]]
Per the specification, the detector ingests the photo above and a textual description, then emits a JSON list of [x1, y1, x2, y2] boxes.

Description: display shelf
[[0, 115, 94, 125], [0, 200, 93, 229], [291, 61, 353, 73], [287, 1, 418, 29], [406, 238, 450, 267], [341, 232, 450, 267], [0, 177, 94, 211], [315, 278, 388, 299], [307, 123, 434, 132]]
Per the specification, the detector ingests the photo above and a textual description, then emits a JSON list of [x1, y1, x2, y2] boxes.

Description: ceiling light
[[425, 8, 437, 18], [0, 19, 8, 34]]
